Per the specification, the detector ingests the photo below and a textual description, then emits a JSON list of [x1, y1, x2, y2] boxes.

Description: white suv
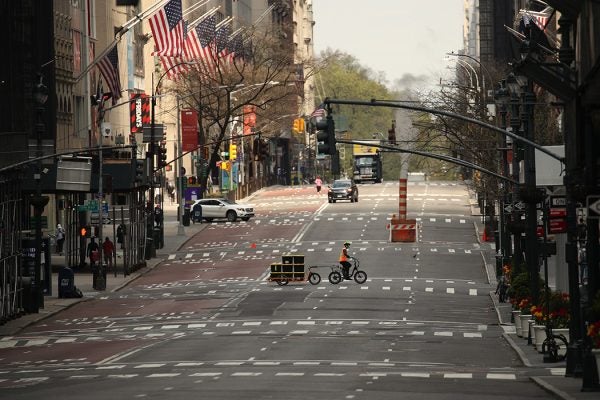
[[191, 198, 254, 222]]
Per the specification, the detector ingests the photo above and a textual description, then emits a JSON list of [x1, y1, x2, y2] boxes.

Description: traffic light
[[260, 140, 270, 161], [221, 150, 229, 160], [388, 119, 397, 145], [79, 225, 92, 238], [197, 160, 208, 181], [315, 115, 336, 156], [229, 143, 237, 160], [292, 118, 305, 134], [157, 145, 167, 168], [134, 159, 145, 184]]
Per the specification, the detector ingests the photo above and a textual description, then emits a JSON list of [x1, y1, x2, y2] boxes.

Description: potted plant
[[530, 303, 547, 351], [586, 291, 600, 381], [509, 271, 532, 337]]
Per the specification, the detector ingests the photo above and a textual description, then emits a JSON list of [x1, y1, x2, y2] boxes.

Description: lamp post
[[31, 74, 50, 311], [150, 62, 195, 247]]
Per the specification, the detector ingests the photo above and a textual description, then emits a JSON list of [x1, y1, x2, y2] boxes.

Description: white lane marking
[[408, 331, 425, 336], [147, 373, 181, 378], [403, 287, 411, 291], [190, 372, 221, 377], [134, 364, 165, 368], [188, 324, 207, 329], [434, 332, 453, 337], [446, 288, 455, 294], [425, 288, 433, 292], [444, 373, 472, 379], [401, 372, 430, 378], [464, 332, 482, 338], [469, 289, 478, 296], [486, 373, 516, 380], [185, 253, 193, 259], [232, 372, 262, 376], [276, 372, 305, 376], [168, 254, 176, 260]]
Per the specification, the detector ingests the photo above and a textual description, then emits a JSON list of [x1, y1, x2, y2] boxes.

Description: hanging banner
[[243, 105, 256, 135], [181, 109, 199, 152], [130, 93, 150, 134]]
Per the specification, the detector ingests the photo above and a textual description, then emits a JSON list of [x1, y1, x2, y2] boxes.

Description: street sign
[[549, 219, 568, 234], [588, 195, 600, 219], [549, 208, 567, 218], [550, 195, 566, 207], [514, 201, 526, 211]]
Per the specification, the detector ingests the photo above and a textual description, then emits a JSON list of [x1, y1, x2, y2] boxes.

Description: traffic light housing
[[260, 140, 269, 161], [79, 225, 92, 238], [316, 115, 336, 156], [157, 145, 167, 168], [134, 159, 145, 184], [388, 119, 397, 145], [293, 118, 305, 134], [229, 143, 237, 160]]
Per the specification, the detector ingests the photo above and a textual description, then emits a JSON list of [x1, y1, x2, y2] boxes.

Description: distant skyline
[[312, 0, 465, 89]]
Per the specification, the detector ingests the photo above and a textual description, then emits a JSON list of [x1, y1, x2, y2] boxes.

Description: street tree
[[163, 23, 308, 195]]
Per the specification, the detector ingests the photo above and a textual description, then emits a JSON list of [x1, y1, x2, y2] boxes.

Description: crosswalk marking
[[444, 373, 472, 379]]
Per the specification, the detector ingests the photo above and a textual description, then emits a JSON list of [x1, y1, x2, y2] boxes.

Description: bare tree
[[163, 24, 307, 195]]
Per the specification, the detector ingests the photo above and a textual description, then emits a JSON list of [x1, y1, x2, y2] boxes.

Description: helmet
[[343, 241, 351, 247]]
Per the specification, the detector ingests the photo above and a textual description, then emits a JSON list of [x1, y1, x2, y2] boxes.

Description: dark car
[[328, 179, 358, 203]]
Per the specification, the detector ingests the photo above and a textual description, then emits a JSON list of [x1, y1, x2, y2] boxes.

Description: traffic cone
[[250, 243, 256, 249], [482, 229, 488, 242]]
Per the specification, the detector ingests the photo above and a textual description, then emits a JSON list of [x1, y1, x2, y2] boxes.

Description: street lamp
[[149, 62, 196, 246], [31, 74, 50, 311]]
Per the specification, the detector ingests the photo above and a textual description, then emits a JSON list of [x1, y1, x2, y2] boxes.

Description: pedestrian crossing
[[0, 318, 494, 350]]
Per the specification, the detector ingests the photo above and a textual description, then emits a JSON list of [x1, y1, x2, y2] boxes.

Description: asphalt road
[[0, 181, 557, 399]]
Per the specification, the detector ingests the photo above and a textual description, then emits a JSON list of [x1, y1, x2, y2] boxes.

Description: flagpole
[[74, 0, 170, 83]]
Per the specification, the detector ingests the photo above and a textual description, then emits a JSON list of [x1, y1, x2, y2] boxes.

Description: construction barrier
[[387, 214, 417, 242]]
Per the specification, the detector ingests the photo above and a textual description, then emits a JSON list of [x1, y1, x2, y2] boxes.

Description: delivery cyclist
[[339, 241, 352, 279]]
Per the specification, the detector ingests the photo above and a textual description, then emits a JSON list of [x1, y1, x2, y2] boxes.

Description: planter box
[[592, 349, 600, 383], [513, 311, 523, 336], [533, 325, 547, 352], [519, 315, 533, 338]]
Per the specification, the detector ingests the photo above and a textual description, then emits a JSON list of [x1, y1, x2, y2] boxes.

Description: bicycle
[[541, 323, 569, 362], [328, 256, 367, 284]]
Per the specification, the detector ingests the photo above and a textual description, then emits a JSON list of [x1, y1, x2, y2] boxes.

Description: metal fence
[[0, 173, 24, 323]]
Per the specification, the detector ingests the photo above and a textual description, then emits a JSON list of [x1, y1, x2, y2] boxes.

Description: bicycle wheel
[[354, 270, 367, 284], [308, 273, 321, 285], [328, 271, 342, 284], [276, 279, 289, 286], [542, 335, 568, 362]]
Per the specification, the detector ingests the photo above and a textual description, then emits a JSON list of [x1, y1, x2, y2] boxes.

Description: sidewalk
[[0, 203, 207, 337], [468, 189, 600, 399]]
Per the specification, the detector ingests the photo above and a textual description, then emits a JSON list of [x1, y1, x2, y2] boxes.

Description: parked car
[[328, 179, 359, 203], [190, 198, 255, 222]]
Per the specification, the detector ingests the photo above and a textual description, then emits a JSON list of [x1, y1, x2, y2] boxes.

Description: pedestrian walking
[[315, 176, 323, 194], [55, 223, 65, 255], [154, 205, 163, 227], [117, 224, 125, 249], [102, 237, 115, 272], [495, 274, 509, 303], [86, 237, 99, 267]]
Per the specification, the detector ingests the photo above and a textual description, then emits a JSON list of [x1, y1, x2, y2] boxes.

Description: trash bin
[[145, 237, 155, 259], [183, 209, 190, 226], [92, 264, 106, 291], [153, 227, 163, 249], [58, 267, 75, 298]]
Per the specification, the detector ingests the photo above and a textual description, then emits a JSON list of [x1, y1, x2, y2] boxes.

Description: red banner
[[181, 109, 198, 152], [130, 93, 150, 134], [243, 105, 256, 135]]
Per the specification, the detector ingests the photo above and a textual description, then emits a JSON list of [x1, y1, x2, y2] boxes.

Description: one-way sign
[[588, 195, 600, 219], [514, 201, 526, 211]]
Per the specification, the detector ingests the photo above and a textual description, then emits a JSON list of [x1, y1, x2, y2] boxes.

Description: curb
[[530, 377, 575, 400]]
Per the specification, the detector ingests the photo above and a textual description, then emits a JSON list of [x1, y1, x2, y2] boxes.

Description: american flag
[[185, 15, 216, 74], [229, 34, 245, 64], [149, 0, 185, 57], [159, 20, 191, 81], [215, 24, 231, 67], [97, 43, 122, 104], [310, 104, 326, 118]]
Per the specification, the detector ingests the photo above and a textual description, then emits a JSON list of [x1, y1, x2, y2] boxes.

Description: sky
[[312, 0, 465, 90]]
